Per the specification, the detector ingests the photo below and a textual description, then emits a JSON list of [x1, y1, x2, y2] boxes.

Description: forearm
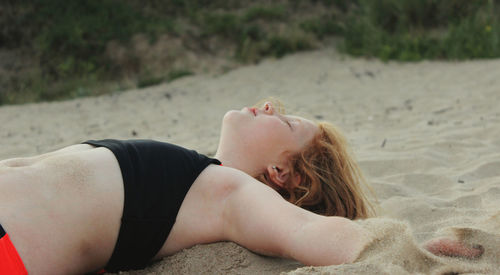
[[286, 216, 373, 266]]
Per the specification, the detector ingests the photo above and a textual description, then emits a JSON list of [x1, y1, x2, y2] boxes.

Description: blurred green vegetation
[[341, 0, 500, 60], [1, 0, 499, 105]]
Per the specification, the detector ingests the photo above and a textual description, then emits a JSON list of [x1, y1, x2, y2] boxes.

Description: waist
[[0, 147, 125, 273]]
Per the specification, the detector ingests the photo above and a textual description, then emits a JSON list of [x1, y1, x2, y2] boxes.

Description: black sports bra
[[83, 139, 221, 271]]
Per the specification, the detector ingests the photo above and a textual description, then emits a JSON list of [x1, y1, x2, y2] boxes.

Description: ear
[[266, 164, 301, 189]]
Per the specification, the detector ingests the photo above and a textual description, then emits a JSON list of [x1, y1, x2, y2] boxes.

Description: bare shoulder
[[157, 164, 290, 256], [192, 164, 248, 197], [196, 164, 282, 198], [157, 164, 253, 256]]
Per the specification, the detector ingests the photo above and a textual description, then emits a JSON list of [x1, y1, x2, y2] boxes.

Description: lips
[[250, 107, 257, 116]]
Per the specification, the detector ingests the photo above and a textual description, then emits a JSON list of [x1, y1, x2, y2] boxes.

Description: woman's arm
[[222, 170, 373, 266]]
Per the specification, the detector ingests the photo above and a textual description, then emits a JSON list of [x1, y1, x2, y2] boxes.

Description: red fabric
[[0, 233, 28, 275]]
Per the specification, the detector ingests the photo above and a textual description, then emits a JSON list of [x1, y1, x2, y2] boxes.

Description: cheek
[[224, 115, 290, 146], [254, 119, 290, 144]]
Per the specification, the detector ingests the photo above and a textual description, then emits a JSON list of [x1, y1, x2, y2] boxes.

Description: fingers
[[424, 238, 484, 259]]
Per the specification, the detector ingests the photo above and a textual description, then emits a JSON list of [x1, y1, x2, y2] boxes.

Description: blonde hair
[[256, 99, 375, 219]]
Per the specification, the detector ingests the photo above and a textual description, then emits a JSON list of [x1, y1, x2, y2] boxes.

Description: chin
[[221, 111, 256, 141], [222, 110, 238, 125], [220, 110, 242, 134], [223, 110, 239, 118], [223, 109, 250, 125]]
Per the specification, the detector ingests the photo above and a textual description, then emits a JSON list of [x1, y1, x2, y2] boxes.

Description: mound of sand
[[1, 49, 499, 274]]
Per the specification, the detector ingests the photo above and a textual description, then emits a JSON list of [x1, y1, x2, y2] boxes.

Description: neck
[[215, 148, 261, 178]]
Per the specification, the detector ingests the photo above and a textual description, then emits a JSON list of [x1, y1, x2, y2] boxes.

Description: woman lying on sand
[[0, 100, 481, 274]]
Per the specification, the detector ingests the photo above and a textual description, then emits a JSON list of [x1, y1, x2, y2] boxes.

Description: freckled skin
[[38, 155, 91, 196]]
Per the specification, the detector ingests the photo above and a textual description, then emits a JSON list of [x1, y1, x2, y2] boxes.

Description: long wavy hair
[[256, 99, 375, 219]]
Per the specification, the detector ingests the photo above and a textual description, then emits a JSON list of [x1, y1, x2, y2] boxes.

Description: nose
[[263, 102, 274, 115]]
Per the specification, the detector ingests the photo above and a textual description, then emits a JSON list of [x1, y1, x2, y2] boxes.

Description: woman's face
[[221, 102, 318, 163]]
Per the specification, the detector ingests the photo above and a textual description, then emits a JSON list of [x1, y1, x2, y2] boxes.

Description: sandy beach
[[1, 49, 499, 274]]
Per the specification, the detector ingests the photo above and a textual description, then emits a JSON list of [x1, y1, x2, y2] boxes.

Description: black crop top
[[83, 139, 221, 272]]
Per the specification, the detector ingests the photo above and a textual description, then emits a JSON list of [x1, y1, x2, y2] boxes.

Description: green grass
[[137, 69, 194, 88], [168, 70, 194, 81], [443, 13, 500, 59], [300, 15, 343, 39], [243, 5, 287, 22], [137, 75, 166, 89], [340, 0, 500, 60]]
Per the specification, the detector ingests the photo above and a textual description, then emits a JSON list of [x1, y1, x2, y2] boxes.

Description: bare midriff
[[0, 144, 124, 274]]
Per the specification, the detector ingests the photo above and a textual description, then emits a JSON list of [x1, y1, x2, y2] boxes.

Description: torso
[[0, 144, 124, 274], [0, 144, 237, 274]]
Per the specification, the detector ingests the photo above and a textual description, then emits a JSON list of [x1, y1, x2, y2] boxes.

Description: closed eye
[[282, 119, 293, 130], [277, 114, 293, 130]]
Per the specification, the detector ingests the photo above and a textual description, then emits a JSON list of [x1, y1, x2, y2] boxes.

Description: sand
[[1, 49, 499, 274]]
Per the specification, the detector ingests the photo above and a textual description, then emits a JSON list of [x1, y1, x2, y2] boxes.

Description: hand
[[423, 238, 484, 259]]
